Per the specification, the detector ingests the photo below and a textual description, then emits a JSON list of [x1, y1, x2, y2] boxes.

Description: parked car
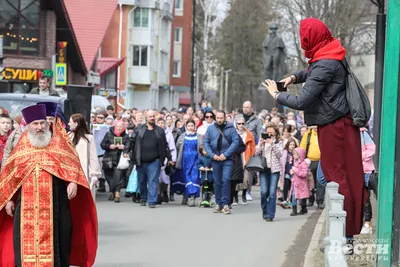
[[0, 93, 112, 120], [0, 93, 73, 118]]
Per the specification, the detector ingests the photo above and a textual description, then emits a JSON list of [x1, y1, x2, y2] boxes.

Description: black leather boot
[[290, 205, 297, 216]]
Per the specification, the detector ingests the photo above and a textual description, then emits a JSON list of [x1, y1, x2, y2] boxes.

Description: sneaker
[[317, 203, 325, 209], [140, 200, 146, 206], [188, 196, 195, 207], [246, 192, 253, 201], [200, 200, 211, 207], [279, 201, 288, 209], [222, 205, 231, 215], [265, 218, 273, 222], [149, 204, 156, 208], [360, 223, 373, 235], [232, 200, 239, 206], [182, 196, 188, 205], [214, 205, 222, 213], [241, 195, 247, 205]]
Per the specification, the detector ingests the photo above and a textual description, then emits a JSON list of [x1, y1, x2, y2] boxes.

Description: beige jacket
[[1, 128, 23, 171], [68, 133, 101, 182]]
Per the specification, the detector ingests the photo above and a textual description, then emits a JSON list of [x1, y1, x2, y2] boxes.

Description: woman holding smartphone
[[263, 19, 365, 249], [255, 125, 283, 221]]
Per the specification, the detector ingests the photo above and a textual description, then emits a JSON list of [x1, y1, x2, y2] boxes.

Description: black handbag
[[102, 156, 113, 170], [245, 155, 266, 172]]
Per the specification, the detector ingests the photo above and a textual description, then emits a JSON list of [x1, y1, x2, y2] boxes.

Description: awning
[[97, 58, 125, 76]]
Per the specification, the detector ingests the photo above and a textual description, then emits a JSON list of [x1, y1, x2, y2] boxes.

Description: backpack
[[340, 58, 372, 128]]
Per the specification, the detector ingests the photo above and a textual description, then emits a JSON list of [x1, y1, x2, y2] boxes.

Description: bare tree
[[213, 0, 277, 111], [273, 0, 377, 69]]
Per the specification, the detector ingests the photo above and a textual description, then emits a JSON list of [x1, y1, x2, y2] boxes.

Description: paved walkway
[[94, 188, 315, 267]]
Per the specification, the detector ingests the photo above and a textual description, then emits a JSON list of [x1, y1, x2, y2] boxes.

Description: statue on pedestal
[[263, 23, 288, 81]]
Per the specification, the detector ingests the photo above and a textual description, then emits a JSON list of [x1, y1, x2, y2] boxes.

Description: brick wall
[[169, 0, 192, 88]]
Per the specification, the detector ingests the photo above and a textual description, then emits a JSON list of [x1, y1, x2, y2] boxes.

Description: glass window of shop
[[0, 0, 46, 56]]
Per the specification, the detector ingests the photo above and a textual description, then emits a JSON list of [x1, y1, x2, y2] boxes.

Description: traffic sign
[[55, 63, 67, 85]]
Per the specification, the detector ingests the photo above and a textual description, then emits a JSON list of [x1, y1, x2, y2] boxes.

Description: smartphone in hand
[[276, 82, 287, 92], [261, 133, 271, 140]]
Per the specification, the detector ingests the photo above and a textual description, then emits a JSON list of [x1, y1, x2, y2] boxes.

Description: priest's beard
[[27, 126, 52, 148]]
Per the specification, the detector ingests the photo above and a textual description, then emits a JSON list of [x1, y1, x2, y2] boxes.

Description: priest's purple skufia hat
[[37, 102, 58, 117], [21, 104, 47, 124]]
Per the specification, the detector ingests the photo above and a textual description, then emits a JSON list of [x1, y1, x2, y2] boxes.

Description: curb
[[303, 209, 325, 267]]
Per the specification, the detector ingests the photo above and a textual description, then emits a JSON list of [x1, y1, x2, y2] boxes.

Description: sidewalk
[[306, 196, 377, 267]]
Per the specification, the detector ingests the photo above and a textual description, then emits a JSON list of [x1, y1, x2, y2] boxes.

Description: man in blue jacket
[[203, 110, 239, 214]]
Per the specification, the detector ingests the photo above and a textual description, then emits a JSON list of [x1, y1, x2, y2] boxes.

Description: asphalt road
[[94, 188, 315, 267]]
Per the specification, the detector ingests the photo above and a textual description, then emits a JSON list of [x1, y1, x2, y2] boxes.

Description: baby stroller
[[199, 167, 214, 208]]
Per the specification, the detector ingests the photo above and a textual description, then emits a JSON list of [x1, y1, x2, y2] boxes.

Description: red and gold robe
[[0, 119, 98, 267]]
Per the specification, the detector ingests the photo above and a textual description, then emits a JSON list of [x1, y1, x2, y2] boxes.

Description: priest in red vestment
[[0, 104, 98, 267]]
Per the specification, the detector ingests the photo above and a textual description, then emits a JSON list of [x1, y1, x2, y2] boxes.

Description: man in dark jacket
[[30, 76, 60, 96], [124, 110, 173, 208], [203, 110, 239, 215]]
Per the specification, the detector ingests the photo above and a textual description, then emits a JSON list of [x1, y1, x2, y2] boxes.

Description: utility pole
[[219, 67, 224, 110], [195, 61, 200, 105], [224, 69, 232, 112], [190, 0, 196, 108], [375, 0, 400, 266], [371, 0, 386, 169]]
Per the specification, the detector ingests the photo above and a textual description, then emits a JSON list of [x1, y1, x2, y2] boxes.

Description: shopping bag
[[126, 166, 139, 193], [117, 154, 130, 170]]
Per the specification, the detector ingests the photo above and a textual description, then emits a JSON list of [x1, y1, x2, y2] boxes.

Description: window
[[133, 46, 148, 67], [133, 8, 149, 27], [174, 27, 182, 43], [0, 0, 44, 56], [175, 0, 182, 9], [173, 61, 181, 77]]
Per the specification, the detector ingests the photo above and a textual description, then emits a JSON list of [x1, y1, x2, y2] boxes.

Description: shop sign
[[57, 42, 67, 63], [0, 67, 53, 81], [99, 88, 117, 98]]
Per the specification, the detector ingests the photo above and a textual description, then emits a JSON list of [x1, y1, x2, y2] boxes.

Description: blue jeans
[[259, 171, 280, 219], [137, 159, 161, 205], [212, 160, 233, 207], [292, 186, 296, 206]]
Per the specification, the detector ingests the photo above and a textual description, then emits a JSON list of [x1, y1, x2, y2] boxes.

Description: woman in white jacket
[[68, 113, 101, 199]]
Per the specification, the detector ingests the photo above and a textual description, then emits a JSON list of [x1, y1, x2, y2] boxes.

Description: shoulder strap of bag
[[217, 126, 230, 143], [305, 130, 312, 157]]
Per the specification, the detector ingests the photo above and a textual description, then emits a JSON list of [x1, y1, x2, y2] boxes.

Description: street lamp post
[[371, 0, 386, 169], [224, 69, 232, 112], [190, 0, 196, 108]]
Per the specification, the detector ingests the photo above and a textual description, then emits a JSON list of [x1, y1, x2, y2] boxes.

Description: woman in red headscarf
[[263, 19, 366, 248]]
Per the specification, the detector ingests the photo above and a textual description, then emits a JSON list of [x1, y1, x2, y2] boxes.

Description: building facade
[[0, 0, 116, 95], [101, 0, 179, 111], [169, 0, 193, 107]]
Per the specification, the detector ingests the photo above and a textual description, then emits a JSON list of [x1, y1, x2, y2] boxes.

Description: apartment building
[[101, 0, 179, 111]]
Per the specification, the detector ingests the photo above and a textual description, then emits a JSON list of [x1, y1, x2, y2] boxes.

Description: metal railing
[[324, 182, 348, 267]]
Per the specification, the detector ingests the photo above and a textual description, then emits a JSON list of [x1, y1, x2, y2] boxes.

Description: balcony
[[161, 1, 173, 20], [128, 66, 151, 85]]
